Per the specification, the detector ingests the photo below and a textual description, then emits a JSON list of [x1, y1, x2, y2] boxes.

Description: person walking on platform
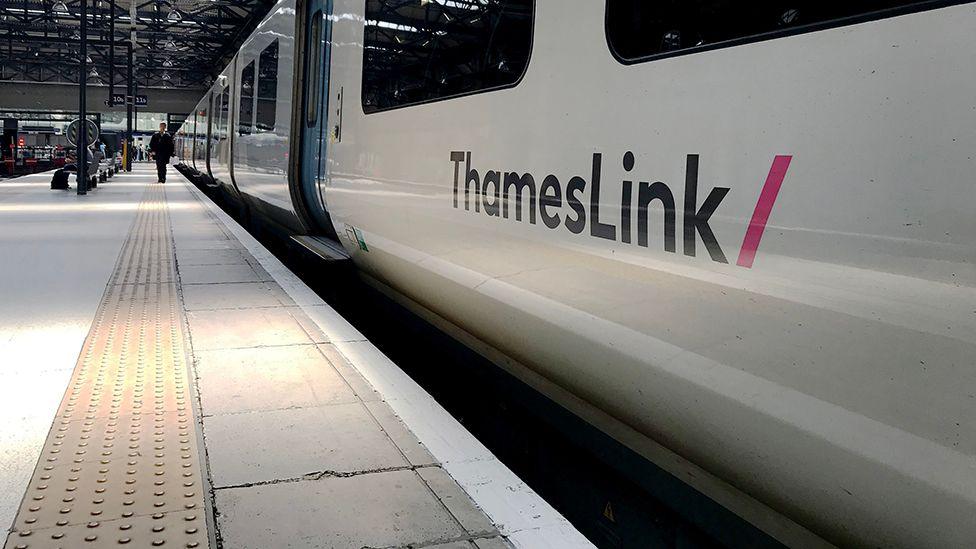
[[148, 123, 174, 183]]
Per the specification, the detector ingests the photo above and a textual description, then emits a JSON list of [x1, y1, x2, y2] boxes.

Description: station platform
[[0, 167, 591, 549]]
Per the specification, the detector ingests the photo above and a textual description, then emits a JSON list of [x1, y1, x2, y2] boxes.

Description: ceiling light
[[89, 68, 99, 77], [165, 39, 177, 49], [167, 9, 182, 22], [161, 71, 171, 81], [86, 54, 92, 63], [52, 0, 69, 13], [162, 58, 173, 67]]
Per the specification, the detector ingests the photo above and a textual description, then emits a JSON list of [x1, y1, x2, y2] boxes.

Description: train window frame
[[238, 60, 255, 135], [604, 0, 973, 65], [256, 39, 279, 132], [360, 0, 536, 115]]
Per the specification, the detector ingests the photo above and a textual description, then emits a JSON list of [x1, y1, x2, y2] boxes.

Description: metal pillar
[[108, 0, 115, 102], [126, 42, 133, 171], [133, 73, 138, 130], [127, 0, 137, 171], [77, 0, 88, 195]]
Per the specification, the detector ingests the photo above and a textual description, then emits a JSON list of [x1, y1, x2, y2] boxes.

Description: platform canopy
[[0, 0, 275, 89]]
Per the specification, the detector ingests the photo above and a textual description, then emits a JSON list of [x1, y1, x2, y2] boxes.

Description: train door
[[293, 0, 338, 239]]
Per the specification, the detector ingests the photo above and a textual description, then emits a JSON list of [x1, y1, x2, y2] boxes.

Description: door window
[[256, 40, 279, 132]]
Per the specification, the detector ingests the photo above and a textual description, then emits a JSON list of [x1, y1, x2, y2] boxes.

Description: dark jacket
[[149, 131, 175, 159]]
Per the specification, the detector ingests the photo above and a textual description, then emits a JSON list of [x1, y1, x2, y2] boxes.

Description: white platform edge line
[[178, 180, 594, 548]]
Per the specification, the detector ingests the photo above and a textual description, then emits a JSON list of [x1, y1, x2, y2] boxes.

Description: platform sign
[[108, 93, 149, 107], [66, 118, 99, 147]]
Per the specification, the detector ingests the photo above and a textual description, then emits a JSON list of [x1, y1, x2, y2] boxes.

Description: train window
[[238, 60, 255, 135], [220, 87, 230, 139], [210, 92, 221, 155], [195, 107, 207, 161], [361, 0, 534, 114], [606, 1, 955, 63], [256, 40, 279, 132], [306, 11, 323, 127]]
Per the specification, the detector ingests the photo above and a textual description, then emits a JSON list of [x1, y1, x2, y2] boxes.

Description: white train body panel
[[177, 1, 976, 546]]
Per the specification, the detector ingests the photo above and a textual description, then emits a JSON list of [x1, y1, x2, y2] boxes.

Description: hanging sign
[[109, 93, 149, 106]]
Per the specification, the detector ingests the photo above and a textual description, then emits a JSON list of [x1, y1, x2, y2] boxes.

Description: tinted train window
[[220, 88, 230, 138], [306, 12, 323, 126], [606, 1, 950, 62], [238, 60, 255, 135], [361, 0, 533, 114], [195, 107, 207, 161], [256, 40, 279, 132], [210, 92, 221, 156]]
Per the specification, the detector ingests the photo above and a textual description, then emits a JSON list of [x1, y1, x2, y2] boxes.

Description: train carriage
[[175, 1, 976, 546]]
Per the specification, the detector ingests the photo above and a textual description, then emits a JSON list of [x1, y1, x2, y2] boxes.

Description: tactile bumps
[[5, 185, 210, 549]]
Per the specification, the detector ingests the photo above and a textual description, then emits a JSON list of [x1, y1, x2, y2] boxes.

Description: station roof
[[0, 0, 275, 90]]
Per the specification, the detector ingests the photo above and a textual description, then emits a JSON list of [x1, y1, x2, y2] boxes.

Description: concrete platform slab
[[175, 248, 249, 266], [428, 542, 479, 549], [418, 466, 499, 536], [363, 400, 438, 467], [317, 343, 383, 402], [185, 307, 327, 350], [474, 537, 513, 549], [203, 403, 410, 487], [194, 345, 359, 415], [180, 262, 269, 284], [215, 470, 469, 549], [177, 238, 242, 251], [181, 281, 286, 310]]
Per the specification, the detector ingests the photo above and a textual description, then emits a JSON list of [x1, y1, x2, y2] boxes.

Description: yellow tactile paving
[[4, 185, 210, 549]]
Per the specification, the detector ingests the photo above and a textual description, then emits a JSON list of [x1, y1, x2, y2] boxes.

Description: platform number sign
[[108, 93, 149, 107]]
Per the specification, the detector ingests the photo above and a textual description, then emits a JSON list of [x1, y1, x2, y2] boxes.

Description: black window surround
[[361, 0, 535, 115], [605, 0, 973, 65]]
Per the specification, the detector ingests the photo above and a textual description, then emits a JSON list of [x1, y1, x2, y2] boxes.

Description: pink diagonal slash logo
[[736, 155, 792, 268]]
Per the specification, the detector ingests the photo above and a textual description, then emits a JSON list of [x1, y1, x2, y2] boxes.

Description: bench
[[52, 152, 106, 189]]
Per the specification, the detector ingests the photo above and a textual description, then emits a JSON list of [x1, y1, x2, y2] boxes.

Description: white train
[[175, 1, 976, 546]]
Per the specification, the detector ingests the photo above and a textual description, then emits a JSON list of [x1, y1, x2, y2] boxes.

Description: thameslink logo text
[[450, 151, 793, 268]]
